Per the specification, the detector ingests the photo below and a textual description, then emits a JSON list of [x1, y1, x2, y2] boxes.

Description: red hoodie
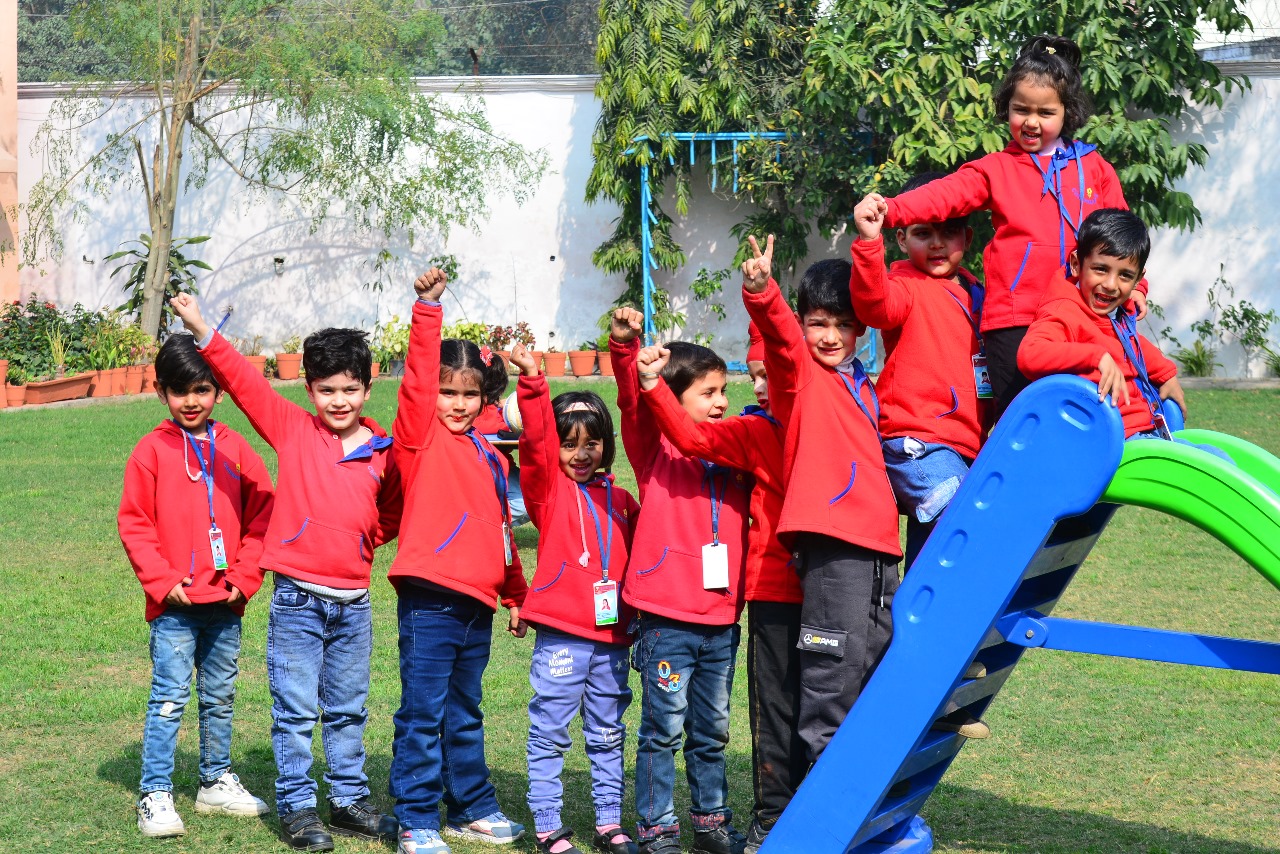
[[611, 338, 752, 625], [119, 420, 275, 621], [516, 374, 640, 643], [884, 141, 1145, 331], [642, 380, 799, 605], [200, 333, 400, 588], [850, 235, 991, 460], [743, 280, 901, 558], [389, 300, 528, 610], [1018, 274, 1178, 437]]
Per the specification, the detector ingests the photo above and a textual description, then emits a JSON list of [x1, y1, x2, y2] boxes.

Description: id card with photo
[[209, 526, 229, 571], [973, 354, 994, 399], [593, 580, 619, 626]]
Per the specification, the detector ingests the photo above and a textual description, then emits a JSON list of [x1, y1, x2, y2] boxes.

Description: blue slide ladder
[[761, 375, 1280, 853]]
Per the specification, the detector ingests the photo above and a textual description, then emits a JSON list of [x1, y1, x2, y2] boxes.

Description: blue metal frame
[[630, 132, 880, 370]]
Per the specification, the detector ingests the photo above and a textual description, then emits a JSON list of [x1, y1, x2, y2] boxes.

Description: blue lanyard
[[700, 461, 729, 545], [837, 360, 881, 440], [1109, 311, 1170, 437], [179, 420, 218, 527], [945, 284, 985, 354], [1029, 144, 1088, 267], [577, 478, 614, 581], [468, 431, 510, 521]]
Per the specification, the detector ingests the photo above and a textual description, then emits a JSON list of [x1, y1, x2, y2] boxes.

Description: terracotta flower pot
[[543, 352, 568, 377], [568, 350, 597, 377], [496, 351, 512, 372], [109, 366, 127, 396], [90, 369, 112, 398], [0, 360, 7, 409], [24, 372, 94, 405], [530, 352, 544, 374], [245, 355, 268, 377], [597, 351, 614, 377], [5, 383, 25, 407], [276, 353, 304, 380], [143, 364, 157, 390], [370, 362, 381, 379], [124, 364, 145, 395]]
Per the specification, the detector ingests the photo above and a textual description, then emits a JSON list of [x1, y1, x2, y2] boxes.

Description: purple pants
[[526, 626, 633, 834]]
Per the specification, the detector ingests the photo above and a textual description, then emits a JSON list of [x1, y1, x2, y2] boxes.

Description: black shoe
[[594, 826, 640, 854], [538, 827, 586, 853], [692, 824, 747, 854], [638, 829, 683, 854], [280, 808, 335, 852], [742, 820, 769, 854], [329, 798, 398, 840]]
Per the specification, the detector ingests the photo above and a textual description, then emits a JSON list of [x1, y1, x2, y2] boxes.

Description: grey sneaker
[[445, 810, 525, 844], [400, 827, 453, 853], [138, 791, 186, 837], [194, 771, 269, 816]]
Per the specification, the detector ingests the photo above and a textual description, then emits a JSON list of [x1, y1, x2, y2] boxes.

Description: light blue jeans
[[883, 437, 973, 569], [140, 605, 242, 794], [267, 576, 374, 815]]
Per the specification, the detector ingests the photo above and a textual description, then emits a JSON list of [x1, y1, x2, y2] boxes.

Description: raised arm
[[640, 370, 760, 473], [224, 438, 274, 601], [394, 269, 447, 452], [740, 234, 807, 427], [850, 195, 914, 330], [513, 346, 561, 529], [883, 159, 991, 229], [610, 307, 661, 481]]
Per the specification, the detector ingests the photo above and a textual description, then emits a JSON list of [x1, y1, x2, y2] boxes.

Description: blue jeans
[[633, 614, 740, 837], [267, 576, 374, 815], [140, 605, 242, 794], [390, 586, 501, 831], [883, 437, 972, 569], [508, 465, 530, 527], [527, 627, 632, 833]]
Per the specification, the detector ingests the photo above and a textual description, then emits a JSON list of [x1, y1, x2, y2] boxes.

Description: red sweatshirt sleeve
[[516, 374, 561, 530], [500, 449, 529, 610], [224, 438, 273, 601], [1018, 311, 1106, 379], [373, 453, 403, 548], [200, 332, 305, 449], [118, 448, 184, 608], [611, 337, 661, 483], [850, 235, 915, 330], [642, 379, 758, 472], [742, 278, 807, 427], [394, 300, 443, 455], [1140, 334, 1178, 385], [884, 160, 992, 228]]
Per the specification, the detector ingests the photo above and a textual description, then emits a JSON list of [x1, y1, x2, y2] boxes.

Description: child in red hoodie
[[850, 173, 992, 570], [119, 334, 273, 838], [635, 331, 799, 854], [610, 307, 753, 854], [741, 237, 900, 768], [881, 35, 1148, 412], [389, 268, 529, 854], [171, 295, 400, 849], [505, 344, 642, 854], [1017, 209, 1233, 466]]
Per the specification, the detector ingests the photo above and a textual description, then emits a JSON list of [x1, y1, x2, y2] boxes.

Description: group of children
[[119, 32, 1214, 854]]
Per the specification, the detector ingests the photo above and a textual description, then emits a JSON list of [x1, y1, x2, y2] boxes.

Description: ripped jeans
[[140, 605, 242, 794]]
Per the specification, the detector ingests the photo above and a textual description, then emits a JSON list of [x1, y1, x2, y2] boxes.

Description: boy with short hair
[[1018, 208, 1190, 437], [740, 238, 901, 766], [119, 334, 274, 838], [171, 295, 401, 851], [850, 174, 992, 570]]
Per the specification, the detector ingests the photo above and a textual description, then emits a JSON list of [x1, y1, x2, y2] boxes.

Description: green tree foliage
[[419, 0, 600, 76], [590, 0, 1251, 305], [18, 1, 129, 82], [25, 0, 548, 338]]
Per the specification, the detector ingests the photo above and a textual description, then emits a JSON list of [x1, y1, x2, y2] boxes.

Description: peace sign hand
[[741, 234, 775, 294]]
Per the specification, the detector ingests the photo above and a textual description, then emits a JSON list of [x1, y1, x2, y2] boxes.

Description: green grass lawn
[[1, 382, 1278, 853]]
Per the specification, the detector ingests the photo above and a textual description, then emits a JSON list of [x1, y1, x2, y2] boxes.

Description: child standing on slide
[[879, 34, 1148, 412], [507, 343, 642, 854]]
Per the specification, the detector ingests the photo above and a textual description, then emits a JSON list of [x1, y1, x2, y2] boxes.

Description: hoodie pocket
[[828, 463, 857, 505], [280, 517, 371, 566], [434, 512, 504, 560], [531, 561, 568, 593], [1008, 242, 1062, 293], [636, 546, 700, 579]]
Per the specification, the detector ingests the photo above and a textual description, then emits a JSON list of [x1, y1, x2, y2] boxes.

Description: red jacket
[[611, 338, 752, 625], [642, 380, 799, 605], [884, 141, 1145, 331], [201, 333, 400, 588], [1018, 274, 1178, 437], [850, 236, 991, 460], [743, 280, 901, 557], [516, 374, 640, 643], [119, 420, 275, 621], [390, 300, 528, 610]]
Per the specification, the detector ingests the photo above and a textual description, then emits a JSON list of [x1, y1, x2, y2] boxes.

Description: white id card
[[502, 522, 513, 565], [593, 580, 619, 626], [702, 542, 730, 589], [973, 354, 994, 400], [209, 526, 229, 571]]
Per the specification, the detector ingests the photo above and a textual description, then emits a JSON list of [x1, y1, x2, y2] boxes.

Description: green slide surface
[[1102, 438, 1280, 591]]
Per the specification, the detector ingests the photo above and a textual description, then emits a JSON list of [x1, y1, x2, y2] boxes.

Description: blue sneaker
[[444, 811, 525, 844], [399, 828, 451, 854]]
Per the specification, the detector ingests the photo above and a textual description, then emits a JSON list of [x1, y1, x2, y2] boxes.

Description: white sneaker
[[138, 791, 186, 837], [194, 771, 270, 816]]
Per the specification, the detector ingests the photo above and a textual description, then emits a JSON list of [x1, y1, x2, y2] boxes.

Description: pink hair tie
[[479, 345, 494, 366]]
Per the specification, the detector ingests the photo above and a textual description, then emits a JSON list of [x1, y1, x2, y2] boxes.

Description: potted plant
[[5, 366, 28, 407], [115, 324, 154, 394], [373, 316, 410, 376], [488, 324, 514, 369], [0, 358, 7, 407], [595, 331, 615, 377], [24, 330, 95, 404], [543, 332, 567, 377], [230, 334, 268, 376], [511, 321, 539, 372], [569, 339, 597, 377], [276, 336, 304, 380]]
